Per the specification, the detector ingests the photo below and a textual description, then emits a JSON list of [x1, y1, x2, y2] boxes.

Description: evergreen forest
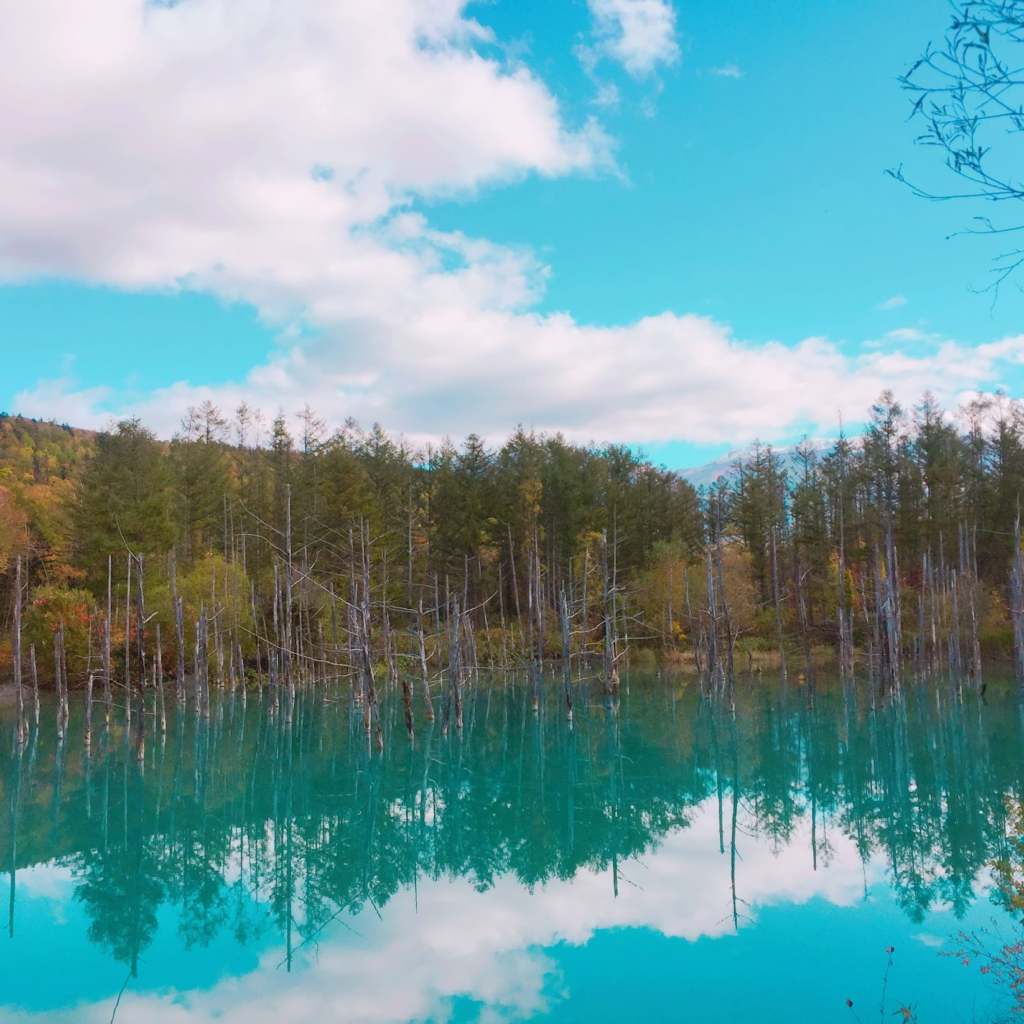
[[3, 387, 1024, 718]]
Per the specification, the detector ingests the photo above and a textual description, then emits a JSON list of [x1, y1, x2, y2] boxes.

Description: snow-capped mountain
[[680, 438, 843, 487]]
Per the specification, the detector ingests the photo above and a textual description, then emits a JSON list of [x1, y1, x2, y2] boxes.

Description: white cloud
[[592, 81, 622, 108], [15, 378, 113, 428], [15, 320, 1024, 448], [13, 861, 75, 902], [709, 63, 743, 79], [884, 327, 928, 342], [3, 0, 1023, 450], [586, 0, 680, 77], [0, 802, 892, 1024], [878, 294, 907, 310], [0, 0, 611, 291]]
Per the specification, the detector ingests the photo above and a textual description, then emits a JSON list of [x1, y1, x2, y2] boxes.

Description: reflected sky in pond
[[2, 674, 1023, 1023]]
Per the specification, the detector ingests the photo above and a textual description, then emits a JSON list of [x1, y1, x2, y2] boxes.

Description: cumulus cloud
[[585, 0, 680, 77], [7, 1, 616, 259], [0, 0, 610, 291], [2, 0, 1022, 449], [709, 63, 743, 79], [884, 327, 928, 342], [878, 294, 907, 310], [15, 318, 1024, 448]]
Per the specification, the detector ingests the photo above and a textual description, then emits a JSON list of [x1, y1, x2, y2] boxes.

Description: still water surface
[[2, 673, 1023, 1022]]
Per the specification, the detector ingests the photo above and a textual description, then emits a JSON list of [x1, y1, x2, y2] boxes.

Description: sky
[[2, 0, 1024, 468]]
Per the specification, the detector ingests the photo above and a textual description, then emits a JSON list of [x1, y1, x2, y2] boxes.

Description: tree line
[[3, 388, 1024, 709]]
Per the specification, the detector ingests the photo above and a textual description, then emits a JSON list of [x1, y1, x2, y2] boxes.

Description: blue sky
[[2, 0, 1023, 468]]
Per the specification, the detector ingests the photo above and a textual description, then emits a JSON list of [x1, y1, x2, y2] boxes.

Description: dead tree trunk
[[559, 586, 573, 723], [683, 565, 704, 675], [30, 645, 39, 728], [795, 553, 815, 707], [417, 597, 435, 721], [770, 526, 786, 681], [13, 556, 23, 745], [1013, 511, 1024, 689], [705, 545, 719, 687], [602, 529, 618, 694], [359, 524, 383, 750]]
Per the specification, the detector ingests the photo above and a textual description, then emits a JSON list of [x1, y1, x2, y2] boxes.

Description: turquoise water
[[2, 673, 1023, 1023]]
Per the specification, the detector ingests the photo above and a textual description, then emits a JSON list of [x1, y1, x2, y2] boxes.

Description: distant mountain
[[680, 438, 842, 487]]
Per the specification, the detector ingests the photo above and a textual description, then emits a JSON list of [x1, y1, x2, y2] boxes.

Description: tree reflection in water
[[2, 672, 1024, 978]]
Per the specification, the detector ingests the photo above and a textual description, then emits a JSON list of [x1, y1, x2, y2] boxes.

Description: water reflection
[[2, 674, 1023, 1021]]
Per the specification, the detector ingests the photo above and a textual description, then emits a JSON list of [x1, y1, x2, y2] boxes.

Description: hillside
[[0, 414, 96, 583]]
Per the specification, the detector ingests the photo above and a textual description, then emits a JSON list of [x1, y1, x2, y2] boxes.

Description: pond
[[1, 672, 1022, 1023]]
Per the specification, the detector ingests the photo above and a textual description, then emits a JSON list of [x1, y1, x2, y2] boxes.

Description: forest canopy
[[2, 389, 1024, 685]]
